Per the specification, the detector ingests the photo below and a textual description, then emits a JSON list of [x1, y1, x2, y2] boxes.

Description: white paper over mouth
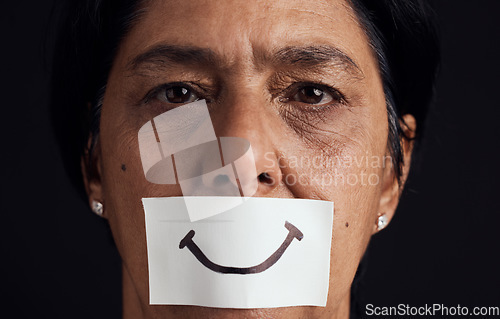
[[142, 197, 334, 308]]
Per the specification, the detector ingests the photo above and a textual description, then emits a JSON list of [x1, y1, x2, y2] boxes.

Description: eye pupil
[[298, 86, 324, 104], [166, 86, 193, 103]]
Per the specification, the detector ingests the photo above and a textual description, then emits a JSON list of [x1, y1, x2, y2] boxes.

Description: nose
[[196, 137, 258, 197], [209, 97, 283, 197]]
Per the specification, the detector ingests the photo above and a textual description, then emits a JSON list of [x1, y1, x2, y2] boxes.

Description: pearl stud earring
[[91, 200, 104, 217], [377, 213, 388, 231]]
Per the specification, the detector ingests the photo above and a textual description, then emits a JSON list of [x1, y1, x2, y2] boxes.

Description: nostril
[[212, 174, 230, 187], [258, 172, 274, 186]]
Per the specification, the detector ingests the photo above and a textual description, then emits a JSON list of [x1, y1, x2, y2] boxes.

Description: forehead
[[118, 0, 374, 73]]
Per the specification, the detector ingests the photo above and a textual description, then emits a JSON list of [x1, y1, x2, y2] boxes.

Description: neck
[[335, 292, 351, 319], [122, 264, 144, 319]]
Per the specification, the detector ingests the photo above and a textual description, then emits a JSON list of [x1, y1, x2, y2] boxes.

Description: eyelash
[[142, 81, 346, 110], [279, 82, 346, 109], [142, 82, 206, 104]]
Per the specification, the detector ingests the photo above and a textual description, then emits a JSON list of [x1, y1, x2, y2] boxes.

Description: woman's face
[[87, 0, 413, 317]]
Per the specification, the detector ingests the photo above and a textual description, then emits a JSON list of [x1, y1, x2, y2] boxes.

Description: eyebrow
[[129, 45, 217, 70], [128, 44, 363, 78], [271, 45, 363, 77]]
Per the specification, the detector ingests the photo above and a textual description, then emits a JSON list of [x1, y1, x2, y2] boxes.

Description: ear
[[375, 114, 416, 233], [81, 133, 106, 218]]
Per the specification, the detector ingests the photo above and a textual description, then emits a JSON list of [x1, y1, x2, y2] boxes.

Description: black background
[[1, 1, 499, 318]]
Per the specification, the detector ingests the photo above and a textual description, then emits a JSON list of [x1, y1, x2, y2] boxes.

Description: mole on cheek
[[121, 164, 127, 172], [345, 222, 349, 228]]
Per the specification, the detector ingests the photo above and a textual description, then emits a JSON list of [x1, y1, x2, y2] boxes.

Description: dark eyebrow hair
[[128, 44, 363, 78], [271, 45, 363, 77], [128, 45, 218, 70]]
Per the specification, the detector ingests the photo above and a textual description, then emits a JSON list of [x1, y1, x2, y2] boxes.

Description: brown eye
[[158, 85, 199, 104], [291, 85, 335, 106]]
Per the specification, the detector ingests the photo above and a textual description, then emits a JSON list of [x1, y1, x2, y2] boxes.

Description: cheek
[[98, 101, 185, 299], [278, 102, 387, 204], [326, 121, 388, 308], [99, 111, 146, 246], [276, 103, 388, 310]]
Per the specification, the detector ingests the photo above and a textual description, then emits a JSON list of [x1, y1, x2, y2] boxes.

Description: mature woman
[[51, 0, 439, 318]]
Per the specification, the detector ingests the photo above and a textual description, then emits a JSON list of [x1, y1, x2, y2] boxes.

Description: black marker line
[[179, 221, 303, 274]]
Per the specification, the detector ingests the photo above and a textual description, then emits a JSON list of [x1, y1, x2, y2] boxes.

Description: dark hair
[[350, 0, 440, 181], [50, 0, 144, 200], [344, 2, 439, 318]]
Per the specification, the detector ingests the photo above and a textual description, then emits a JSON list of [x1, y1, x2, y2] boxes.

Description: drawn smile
[[179, 221, 304, 274]]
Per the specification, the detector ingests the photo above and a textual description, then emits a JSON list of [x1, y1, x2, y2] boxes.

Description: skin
[[82, 0, 416, 318]]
